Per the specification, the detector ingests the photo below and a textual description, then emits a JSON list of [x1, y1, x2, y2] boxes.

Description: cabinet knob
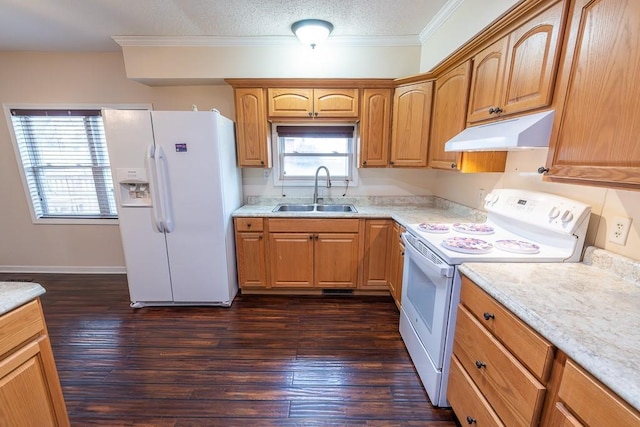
[[483, 312, 495, 320], [450, 163, 457, 169], [260, 160, 264, 165], [309, 235, 313, 240], [314, 112, 318, 117], [475, 360, 487, 369], [363, 161, 367, 166], [466, 416, 477, 424], [390, 161, 394, 165], [538, 166, 549, 174], [315, 235, 319, 240], [247, 223, 251, 228], [258, 235, 262, 240], [308, 112, 313, 117]]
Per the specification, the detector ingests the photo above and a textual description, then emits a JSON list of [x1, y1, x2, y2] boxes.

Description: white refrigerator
[[102, 109, 242, 307]]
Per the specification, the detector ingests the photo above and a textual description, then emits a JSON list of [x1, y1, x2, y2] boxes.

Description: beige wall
[[0, 52, 234, 272], [420, 0, 520, 71], [121, 44, 421, 83]]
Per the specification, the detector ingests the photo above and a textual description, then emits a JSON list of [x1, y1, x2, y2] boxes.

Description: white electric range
[[399, 189, 591, 407]]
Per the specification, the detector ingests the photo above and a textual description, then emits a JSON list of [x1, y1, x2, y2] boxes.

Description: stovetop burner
[[452, 223, 495, 235], [441, 236, 493, 254], [418, 223, 450, 233]]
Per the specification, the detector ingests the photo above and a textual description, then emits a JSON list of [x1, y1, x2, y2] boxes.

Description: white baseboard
[[0, 265, 126, 274]]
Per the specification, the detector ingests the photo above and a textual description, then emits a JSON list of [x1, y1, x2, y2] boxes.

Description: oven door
[[400, 233, 454, 368]]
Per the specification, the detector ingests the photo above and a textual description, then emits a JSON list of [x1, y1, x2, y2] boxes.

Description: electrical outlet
[[608, 216, 632, 245], [478, 188, 486, 206], [263, 169, 270, 180]]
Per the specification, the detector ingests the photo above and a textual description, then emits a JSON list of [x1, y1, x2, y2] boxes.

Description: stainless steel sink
[[315, 204, 357, 212], [273, 204, 315, 212], [273, 203, 357, 213]]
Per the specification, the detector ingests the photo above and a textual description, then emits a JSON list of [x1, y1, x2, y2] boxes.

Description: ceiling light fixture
[[291, 19, 334, 49]]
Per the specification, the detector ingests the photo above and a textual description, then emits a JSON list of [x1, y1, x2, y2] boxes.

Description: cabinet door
[[268, 88, 314, 118], [390, 81, 433, 167], [361, 220, 392, 290], [315, 233, 359, 288], [387, 222, 405, 307], [430, 61, 507, 173], [235, 232, 267, 289], [467, 37, 508, 123], [234, 88, 271, 167], [502, 0, 565, 116], [359, 88, 392, 167], [546, 0, 640, 187], [269, 233, 314, 287], [429, 61, 471, 170], [313, 89, 359, 118], [0, 337, 69, 427]]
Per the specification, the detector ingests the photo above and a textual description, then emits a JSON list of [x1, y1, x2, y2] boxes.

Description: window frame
[[3, 103, 151, 225], [270, 122, 359, 187]]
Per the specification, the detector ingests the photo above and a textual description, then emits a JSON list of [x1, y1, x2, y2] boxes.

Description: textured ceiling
[[0, 0, 451, 51]]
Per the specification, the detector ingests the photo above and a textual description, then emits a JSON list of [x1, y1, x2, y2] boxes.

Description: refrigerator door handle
[[155, 146, 175, 233], [145, 144, 165, 233]]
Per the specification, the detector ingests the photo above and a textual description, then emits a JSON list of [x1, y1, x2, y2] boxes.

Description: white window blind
[[10, 109, 117, 219]]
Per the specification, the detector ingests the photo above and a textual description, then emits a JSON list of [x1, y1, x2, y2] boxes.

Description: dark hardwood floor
[[1, 273, 458, 426]]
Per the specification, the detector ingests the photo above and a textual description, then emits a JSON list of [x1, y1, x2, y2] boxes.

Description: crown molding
[[111, 35, 421, 48], [419, 0, 465, 44]]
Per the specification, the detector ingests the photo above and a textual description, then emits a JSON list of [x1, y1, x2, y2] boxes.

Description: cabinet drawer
[[448, 355, 504, 427], [453, 306, 546, 427], [268, 218, 359, 233], [460, 276, 554, 381], [235, 217, 264, 232], [0, 300, 45, 358], [558, 360, 640, 426]]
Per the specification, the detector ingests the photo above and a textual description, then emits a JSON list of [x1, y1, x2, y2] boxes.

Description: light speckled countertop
[[0, 281, 46, 316], [459, 247, 640, 412], [232, 195, 487, 228]]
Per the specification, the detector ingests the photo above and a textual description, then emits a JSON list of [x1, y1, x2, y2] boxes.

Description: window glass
[[276, 125, 354, 181], [9, 109, 117, 219]]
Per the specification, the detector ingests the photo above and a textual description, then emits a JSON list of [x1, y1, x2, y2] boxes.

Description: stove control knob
[[561, 210, 574, 223], [548, 207, 561, 219]]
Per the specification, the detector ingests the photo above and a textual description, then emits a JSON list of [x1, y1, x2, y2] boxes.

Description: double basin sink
[[273, 203, 357, 213]]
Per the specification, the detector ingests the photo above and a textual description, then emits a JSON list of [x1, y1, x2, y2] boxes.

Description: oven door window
[[401, 242, 454, 368]]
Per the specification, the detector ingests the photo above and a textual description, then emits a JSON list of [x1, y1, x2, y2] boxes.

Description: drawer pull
[[483, 312, 495, 320], [466, 415, 477, 424], [475, 360, 486, 369]]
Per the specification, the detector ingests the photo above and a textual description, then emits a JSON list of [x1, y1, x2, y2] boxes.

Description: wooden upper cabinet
[[390, 81, 433, 167], [313, 89, 359, 118], [267, 88, 358, 119], [359, 88, 392, 167], [430, 61, 507, 173], [468, 0, 566, 123], [234, 88, 272, 167], [467, 37, 508, 123], [545, 0, 640, 188]]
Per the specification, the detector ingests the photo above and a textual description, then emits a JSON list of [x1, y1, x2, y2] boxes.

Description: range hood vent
[[444, 110, 555, 152]]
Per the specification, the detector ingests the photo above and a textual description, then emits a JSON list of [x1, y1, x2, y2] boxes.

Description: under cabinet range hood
[[444, 110, 555, 152]]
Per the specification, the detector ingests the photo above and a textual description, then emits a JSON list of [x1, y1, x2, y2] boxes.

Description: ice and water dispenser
[[116, 168, 152, 207]]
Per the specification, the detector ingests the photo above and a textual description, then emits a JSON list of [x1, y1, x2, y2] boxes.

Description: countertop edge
[[458, 263, 639, 412], [0, 282, 46, 316]]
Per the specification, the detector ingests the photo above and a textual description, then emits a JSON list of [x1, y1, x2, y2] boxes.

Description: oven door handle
[[402, 233, 454, 278]]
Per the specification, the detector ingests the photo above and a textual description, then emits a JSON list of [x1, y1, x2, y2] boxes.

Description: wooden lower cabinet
[[450, 275, 640, 427], [0, 300, 69, 426], [266, 218, 360, 289], [234, 218, 268, 289], [387, 221, 405, 307], [546, 358, 640, 427], [361, 220, 392, 290]]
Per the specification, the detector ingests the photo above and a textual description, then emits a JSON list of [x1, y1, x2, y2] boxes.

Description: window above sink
[[270, 123, 359, 188]]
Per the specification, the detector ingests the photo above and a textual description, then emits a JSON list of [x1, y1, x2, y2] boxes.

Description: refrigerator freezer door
[[102, 110, 173, 303], [150, 111, 239, 304]]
